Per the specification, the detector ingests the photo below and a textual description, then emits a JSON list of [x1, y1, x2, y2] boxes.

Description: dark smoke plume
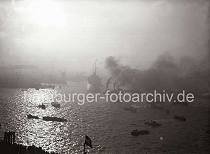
[[105, 54, 210, 94]]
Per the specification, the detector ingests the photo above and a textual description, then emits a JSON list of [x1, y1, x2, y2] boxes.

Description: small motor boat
[[131, 129, 150, 136], [124, 106, 137, 113], [174, 115, 186, 122], [38, 104, 46, 109], [51, 102, 61, 108], [42, 116, 67, 122], [27, 114, 39, 119], [144, 120, 162, 128]]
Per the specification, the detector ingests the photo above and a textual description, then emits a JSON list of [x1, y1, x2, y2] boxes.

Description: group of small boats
[[37, 102, 61, 110], [131, 116, 186, 137], [27, 101, 66, 122], [130, 120, 161, 137]]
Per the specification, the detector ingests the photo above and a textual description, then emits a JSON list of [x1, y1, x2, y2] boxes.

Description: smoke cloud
[[105, 54, 210, 94]]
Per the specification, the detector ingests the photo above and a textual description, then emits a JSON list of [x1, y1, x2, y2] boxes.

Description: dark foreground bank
[[0, 131, 57, 154]]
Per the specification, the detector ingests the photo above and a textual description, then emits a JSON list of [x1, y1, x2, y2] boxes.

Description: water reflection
[[0, 88, 82, 153], [0, 88, 209, 153]]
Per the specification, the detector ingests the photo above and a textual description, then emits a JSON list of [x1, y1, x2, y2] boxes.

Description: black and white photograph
[[0, 0, 209, 153]]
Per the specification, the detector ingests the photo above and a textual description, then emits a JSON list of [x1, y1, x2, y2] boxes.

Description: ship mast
[[94, 60, 97, 75]]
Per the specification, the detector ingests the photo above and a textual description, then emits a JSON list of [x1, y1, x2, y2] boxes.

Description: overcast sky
[[0, 0, 209, 73]]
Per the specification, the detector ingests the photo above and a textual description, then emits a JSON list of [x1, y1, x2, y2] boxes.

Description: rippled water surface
[[0, 85, 209, 154]]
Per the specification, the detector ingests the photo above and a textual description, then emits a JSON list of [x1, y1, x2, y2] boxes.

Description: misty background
[[0, 0, 209, 93]]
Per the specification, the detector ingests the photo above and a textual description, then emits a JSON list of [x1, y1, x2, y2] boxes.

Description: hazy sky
[[0, 0, 209, 73]]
